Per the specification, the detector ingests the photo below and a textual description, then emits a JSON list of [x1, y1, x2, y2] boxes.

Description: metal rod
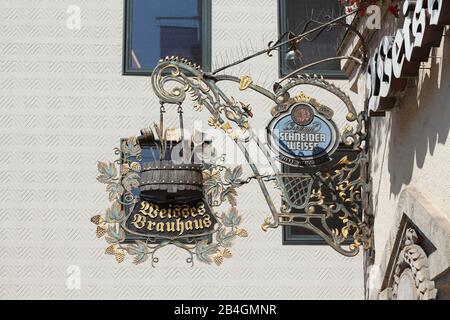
[[205, 80, 281, 226], [159, 103, 165, 160], [160, 103, 165, 138], [278, 55, 363, 83], [178, 103, 184, 141], [212, 9, 357, 75], [213, 74, 276, 101]]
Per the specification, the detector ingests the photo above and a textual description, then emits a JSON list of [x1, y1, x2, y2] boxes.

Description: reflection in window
[[279, 0, 345, 78], [124, 0, 210, 75]]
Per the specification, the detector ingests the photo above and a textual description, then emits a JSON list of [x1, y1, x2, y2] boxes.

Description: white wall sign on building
[[366, 0, 450, 112]]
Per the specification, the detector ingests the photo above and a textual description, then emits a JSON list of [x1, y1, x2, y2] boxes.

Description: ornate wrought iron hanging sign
[[92, 9, 373, 265], [145, 56, 370, 257], [92, 119, 248, 266]]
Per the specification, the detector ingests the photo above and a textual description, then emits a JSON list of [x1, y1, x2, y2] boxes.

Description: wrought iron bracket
[[150, 55, 372, 256]]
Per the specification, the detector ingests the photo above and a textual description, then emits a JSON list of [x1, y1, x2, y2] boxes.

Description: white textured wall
[[0, 0, 363, 299], [369, 30, 450, 267]]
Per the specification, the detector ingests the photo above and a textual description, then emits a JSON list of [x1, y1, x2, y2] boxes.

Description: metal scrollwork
[[152, 57, 253, 133], [149, 55, 371, 257]]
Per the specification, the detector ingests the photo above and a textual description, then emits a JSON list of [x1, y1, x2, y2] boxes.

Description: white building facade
[[339, 0, 450, 299], [0, 0, 364, 299]]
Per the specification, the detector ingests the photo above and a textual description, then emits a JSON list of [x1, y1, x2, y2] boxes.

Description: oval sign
[[266, 102, 339, 166]]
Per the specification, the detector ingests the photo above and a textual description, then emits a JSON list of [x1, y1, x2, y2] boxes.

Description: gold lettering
[[190, 206, 197, 218], [185, 220, 193, 231], [148, 203, 159, 219], [147, 221, 156, 231], [172, 205, 181, 218], [194, 218, 203, 230], [156, 222, 165, 232], [139, 201, 150, 216], [166, 205, 172, 218], [131, 214, 146, 229], [176, 218, 185, 235], [166, 221, 175, 232], [134, 201, 213, 235], [197, 202, 205, 215], [181, 205, 190, 218], [203, 215, 212, 228]]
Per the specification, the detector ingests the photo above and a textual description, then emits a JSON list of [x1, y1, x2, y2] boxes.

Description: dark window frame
[[122, 0, 212, 76], [277, 0, 347, 79]]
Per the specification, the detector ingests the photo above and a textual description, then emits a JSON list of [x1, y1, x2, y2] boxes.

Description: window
[[123, 0, 211, 75], [278, 0, 346, 78], [282, 145, 361, 245]]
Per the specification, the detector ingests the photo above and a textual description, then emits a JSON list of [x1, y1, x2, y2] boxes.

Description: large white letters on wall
[[367, 0, 450, 112]]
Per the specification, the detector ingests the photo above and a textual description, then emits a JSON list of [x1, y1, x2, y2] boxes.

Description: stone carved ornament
[[391, 228, 437, 300]]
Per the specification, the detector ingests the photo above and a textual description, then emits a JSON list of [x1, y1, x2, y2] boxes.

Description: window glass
[[124, 0, 209, 75], [279, 0, 345, 77]]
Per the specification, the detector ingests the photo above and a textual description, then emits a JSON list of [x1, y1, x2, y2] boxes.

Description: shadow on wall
[[370, 112, 392, 214], [387, 33, 450, 196]]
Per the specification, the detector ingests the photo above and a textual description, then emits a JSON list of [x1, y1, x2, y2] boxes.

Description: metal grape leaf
[[122, 172, 140, 192], [222, 207, 241, 227], [105, 225, 125, 244], [195, 240, 219, 264], [121, 138, 141, 157], [106, 182, 124, 201], [97, 161, 118, 183], [216, 228, 236, 247], [224, 165, 243, 186], [105, 201, 124, 223]]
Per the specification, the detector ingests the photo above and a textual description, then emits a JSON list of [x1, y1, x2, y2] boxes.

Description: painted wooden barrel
[[140, 160, 203, 198]]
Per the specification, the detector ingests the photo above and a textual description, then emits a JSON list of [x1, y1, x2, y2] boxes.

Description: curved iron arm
[[278, 55, 363, 84], [267, 17, 341, 57], [266, 31, 296, 57], [212, 9, 358, 75], [332, 20, 369, 67], [209, 74, 277, 101]]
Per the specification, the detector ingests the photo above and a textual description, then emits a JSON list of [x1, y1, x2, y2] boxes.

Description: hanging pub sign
[[124, 198, 216, 240], [94, 26, 372, 260], [266, 97, 339, 166], [122, 159, 217, 241], [93, 126, 248, 267]]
